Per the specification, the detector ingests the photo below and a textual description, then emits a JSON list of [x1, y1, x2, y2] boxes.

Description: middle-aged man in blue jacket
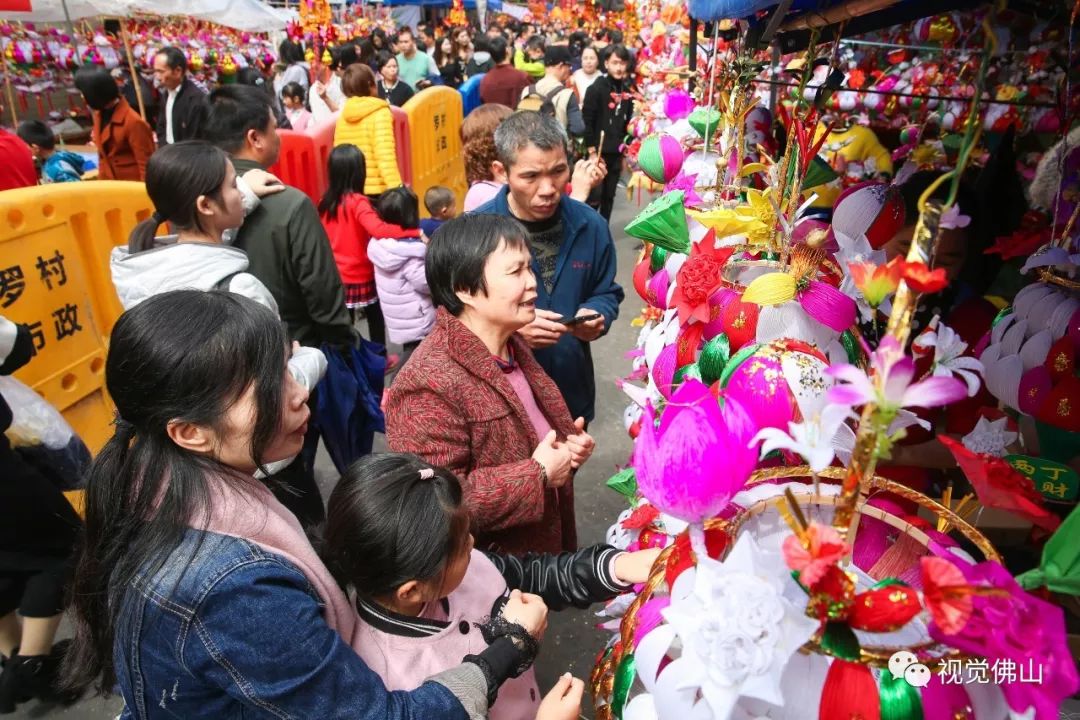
[[473, 111, 624, 424]]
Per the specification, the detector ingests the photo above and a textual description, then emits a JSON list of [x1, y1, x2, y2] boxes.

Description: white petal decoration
[[1049, 297, 1080, 340], [624, 694, 661, 720], [1011, 283, 1053, 320], [650, 534, 819, 720], [1019, 329, 1053, 371], [1000, 318, 1029, 356], [990, 311, 1017, 346], [986, 354, 1024, 410], [961, 417, 1018, 457]]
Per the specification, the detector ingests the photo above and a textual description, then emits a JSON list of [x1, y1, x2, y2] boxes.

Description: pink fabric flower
[[929, 560, 1078, 720], [782, 523, 850, 587]]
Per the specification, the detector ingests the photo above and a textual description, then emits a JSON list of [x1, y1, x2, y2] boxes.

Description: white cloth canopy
[[8, 0, 291, 32]]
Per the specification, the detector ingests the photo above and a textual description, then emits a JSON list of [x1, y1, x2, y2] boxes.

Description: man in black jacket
[[199, 85, 355, 528], [152, 46, 206, 145], [581, 44, 635, 221]]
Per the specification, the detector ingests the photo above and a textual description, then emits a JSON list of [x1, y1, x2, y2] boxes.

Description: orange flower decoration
[[847, 257, 905, 308]]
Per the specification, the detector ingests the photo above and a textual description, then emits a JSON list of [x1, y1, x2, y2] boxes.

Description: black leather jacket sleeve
[[482, 544, 633, 611]]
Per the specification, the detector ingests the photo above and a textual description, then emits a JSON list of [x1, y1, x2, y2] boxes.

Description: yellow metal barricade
[[402, 86, 467, 218], [0, 181, 152, 453]]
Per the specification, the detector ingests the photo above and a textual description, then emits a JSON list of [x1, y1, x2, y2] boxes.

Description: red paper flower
[[670, 231, 732, 325], [938, 435, 1061, 532], [902, 261, 949, 294], [621, 503, 660, 530], [782, 523, 850, 587]]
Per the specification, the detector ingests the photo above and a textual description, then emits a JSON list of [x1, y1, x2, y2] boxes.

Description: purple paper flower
[[634, 380, 759, 523], [665, 170, 703, 207], [826, 336, 967, 413], [929, 559, 1078, 720]]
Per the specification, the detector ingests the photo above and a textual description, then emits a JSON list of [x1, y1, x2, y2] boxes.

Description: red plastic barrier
[[391, 106, 413, 189], [273, 111, 413, 202], [269, 129, 320, 204]]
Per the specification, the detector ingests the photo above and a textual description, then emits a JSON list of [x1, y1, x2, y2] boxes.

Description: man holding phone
[[474, 112, 623, 425]]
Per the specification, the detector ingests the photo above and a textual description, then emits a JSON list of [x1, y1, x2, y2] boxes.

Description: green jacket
[[231, 158, 353, 347], [514, 49, 545, 80]]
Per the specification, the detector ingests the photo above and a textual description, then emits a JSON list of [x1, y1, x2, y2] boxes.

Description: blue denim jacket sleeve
[[183, 556, 467, 720]]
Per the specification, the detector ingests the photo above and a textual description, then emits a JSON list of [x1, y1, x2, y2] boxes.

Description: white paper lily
[[917, 319, 985, 397], [751, 405, 855, 472], [961, 417, 1018, 457]]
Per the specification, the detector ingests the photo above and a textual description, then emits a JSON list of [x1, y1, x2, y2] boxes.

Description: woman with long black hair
[[58, 290, 509, 718]]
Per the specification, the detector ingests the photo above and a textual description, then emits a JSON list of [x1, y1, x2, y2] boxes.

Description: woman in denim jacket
[[58, 291, 549, 719]]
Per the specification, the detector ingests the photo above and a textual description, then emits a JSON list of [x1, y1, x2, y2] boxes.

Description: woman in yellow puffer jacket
[[334, 64, 402, 195]]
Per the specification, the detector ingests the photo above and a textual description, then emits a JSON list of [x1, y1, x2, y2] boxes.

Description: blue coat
[[473, 188, 624, 421]]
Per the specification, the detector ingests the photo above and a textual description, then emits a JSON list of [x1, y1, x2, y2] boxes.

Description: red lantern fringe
[[819, 660, 881, 720]]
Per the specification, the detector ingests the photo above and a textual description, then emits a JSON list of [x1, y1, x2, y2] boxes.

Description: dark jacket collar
[[355, 597, 451, 638]]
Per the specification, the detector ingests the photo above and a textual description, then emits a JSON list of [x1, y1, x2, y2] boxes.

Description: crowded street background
[[1, 0, 1080, 718]]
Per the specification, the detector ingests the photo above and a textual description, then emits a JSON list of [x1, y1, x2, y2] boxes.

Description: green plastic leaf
[[606, 468, 639, 501], [625, 192, 690, 254], [1017, 502, 1080, 595], [719, 343, 760, 388], [611, 652, 636, 719]]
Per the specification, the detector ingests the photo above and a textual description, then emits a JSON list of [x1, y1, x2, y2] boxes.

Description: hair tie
[[418, 468, 435, 480], [151, 211, 166, 224]]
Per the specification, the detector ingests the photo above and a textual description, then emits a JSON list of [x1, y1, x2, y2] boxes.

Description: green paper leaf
[[821, 622, 861, 662], [1007, 454, 1079, 502], [611, 652, 636, 719], [870, 577, 908, 590], [1017, 501, 1080, 595], [606, 468, 638, 501], [991, 306, 1012, 328], [650, 244, 669, 273], [804, 154, 839, 189], [698, 334, 731, 385], [625, 192, 690, 254], [719, 343, 760, 388]]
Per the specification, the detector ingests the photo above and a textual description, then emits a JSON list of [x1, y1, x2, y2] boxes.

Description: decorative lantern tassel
[[879, 669, 925, 720], [819, 660, 881, 720]]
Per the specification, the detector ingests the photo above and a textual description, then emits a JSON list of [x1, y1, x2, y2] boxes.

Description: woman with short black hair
[[384, 214, 596, 556], [376, 52, 415, 108]]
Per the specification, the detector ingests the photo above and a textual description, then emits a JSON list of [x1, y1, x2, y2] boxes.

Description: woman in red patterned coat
[[385, 214, 595, 555]]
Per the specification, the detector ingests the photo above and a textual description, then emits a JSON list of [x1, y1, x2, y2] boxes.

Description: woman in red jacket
[[318, 144, 418, 372], [384, 214, 596, 555]]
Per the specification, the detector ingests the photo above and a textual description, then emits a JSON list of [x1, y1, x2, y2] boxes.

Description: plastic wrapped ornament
[[722, 339, 831, 431]]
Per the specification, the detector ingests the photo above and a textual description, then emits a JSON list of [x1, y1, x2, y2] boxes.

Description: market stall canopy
[[3, 0, 292, 32]]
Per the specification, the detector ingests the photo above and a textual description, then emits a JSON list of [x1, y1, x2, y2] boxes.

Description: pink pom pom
[[663, 90, 695, 121]]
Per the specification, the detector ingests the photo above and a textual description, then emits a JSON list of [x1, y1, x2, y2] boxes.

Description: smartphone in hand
[[558, 313, 602, 326]]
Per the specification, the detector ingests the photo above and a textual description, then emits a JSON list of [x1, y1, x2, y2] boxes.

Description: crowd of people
[[0, 13, 655, 719]]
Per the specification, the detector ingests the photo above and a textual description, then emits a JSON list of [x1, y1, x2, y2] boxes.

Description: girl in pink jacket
[[368, 187, 436, 357], [320, 453, 660, 720]]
